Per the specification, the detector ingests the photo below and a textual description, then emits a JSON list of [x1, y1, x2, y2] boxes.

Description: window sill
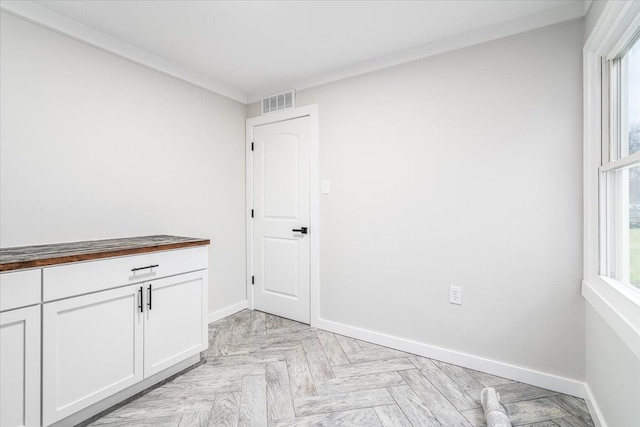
[[582, 277, 640, 358]]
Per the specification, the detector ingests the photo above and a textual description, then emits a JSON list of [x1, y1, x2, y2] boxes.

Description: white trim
[[598, 150, 640, 172], [314, 317, 585, 398], [606, 9, 640, 60], [583, 383, 608, 427], [245, 119, 254, 311], [583, 47, 602, 284], [245, 2, 585, 102], [0, 1, 247, 104], [582, 279, 640, 359], [208, 300, 248, 324], [245, 105, 320, 325], [308, 108, 320, 326], [585, 1, 640, 54]]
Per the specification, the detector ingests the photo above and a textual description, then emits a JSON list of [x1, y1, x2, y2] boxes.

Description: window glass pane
[[631, 165, 640, 287], [607, 165, 640, 288], [626, 40, 640, 156]]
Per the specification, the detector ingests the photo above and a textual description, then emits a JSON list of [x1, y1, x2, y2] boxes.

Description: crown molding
[[1, 1, 585, 106], [247, 1, 586, 102], [0, 1, 248, 104]]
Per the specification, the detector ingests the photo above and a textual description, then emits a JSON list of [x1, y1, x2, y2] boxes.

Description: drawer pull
[[131, 264, 159, 272]]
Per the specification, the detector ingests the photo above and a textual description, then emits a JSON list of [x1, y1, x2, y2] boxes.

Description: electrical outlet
[[449, 286, 462, 305]]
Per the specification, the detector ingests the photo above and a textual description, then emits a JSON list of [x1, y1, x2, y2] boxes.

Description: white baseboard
[[208, 300, 248, 324], [207, 306, 587, 398], [313, 317, 586, 398], [583, 383, 607, 427]]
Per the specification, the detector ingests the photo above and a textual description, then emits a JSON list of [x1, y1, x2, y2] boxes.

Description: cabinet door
[[0, 305, 40, 427], [42, 285, 144, 426], [144, 270, 208, 377]]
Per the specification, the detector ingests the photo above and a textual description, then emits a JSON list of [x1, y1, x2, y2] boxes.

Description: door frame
[[245, 105, 319, 325]]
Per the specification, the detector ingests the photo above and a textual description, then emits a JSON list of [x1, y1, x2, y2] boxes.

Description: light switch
[[321, 180, 331, 194]]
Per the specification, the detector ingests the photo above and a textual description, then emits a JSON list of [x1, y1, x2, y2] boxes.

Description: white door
[[252, 116, 311, 323], [0, 305, 40, 427], [42, 285, 143, 425], [144, 271, 208, 377]]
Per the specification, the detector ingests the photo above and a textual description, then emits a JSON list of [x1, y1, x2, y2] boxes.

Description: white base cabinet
[[1, 242, 208, 427], [38, 245, 208, 426], [0, 305, 41, 427]]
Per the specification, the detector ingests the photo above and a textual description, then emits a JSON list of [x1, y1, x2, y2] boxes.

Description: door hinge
[[251, 142, 254, 151], [251, 209, 254, 218], [251, 276, 255, 285]]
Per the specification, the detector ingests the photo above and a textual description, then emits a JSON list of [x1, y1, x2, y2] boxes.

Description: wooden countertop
[[0, 235, 210, 272]]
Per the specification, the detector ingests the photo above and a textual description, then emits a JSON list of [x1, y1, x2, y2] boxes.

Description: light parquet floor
[[91, 310, 594, 427]]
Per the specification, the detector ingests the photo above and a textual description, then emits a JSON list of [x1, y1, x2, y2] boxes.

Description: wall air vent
[[262, 90, 295, 114]]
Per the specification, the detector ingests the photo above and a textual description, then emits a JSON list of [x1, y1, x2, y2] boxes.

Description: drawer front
[[43, 246, 208, 301], [0, 269, 41, 311]]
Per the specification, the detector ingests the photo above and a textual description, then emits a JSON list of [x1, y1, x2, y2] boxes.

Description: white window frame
[[583, 1, 640, 359], [601, 43, 640, 285]]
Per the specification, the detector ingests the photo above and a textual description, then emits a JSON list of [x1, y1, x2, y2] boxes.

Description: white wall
[[249, 21, 585, 383], [2, 6, 590, 393], [0, 12, 247, 315], [585, 306, 640, 427]]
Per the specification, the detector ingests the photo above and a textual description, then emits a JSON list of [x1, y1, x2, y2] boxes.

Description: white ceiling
[[3, 1, 588, 103]]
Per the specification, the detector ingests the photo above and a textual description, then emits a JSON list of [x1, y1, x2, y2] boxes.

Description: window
[[583, 0, 640, 361], [602, 35, 640, 289]]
